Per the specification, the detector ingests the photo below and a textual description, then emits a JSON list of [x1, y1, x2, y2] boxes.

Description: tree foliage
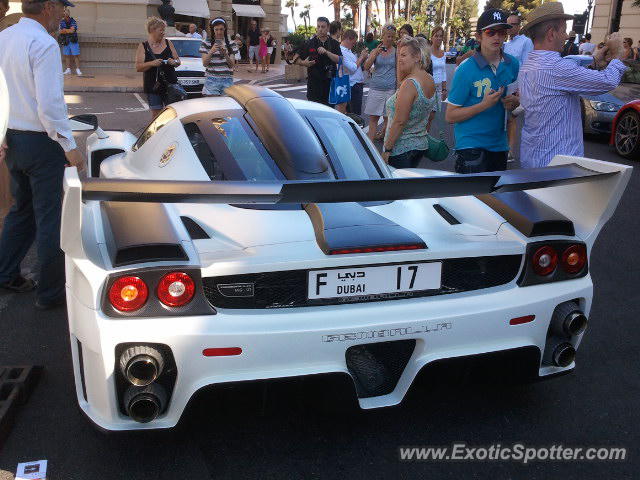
[[483, 0, 544, 18]]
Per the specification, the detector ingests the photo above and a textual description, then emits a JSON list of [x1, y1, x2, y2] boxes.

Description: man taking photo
[[445, 8, 520, 173], [295, 17, 342, 106], [0, 0, 84, 309], [519, 2, 627, 168]]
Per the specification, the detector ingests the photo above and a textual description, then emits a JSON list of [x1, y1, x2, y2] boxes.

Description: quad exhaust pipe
[[120, 346, 164, 386], [124, 383, 167, 423], [552, 343, 576, 368], [551, 302, 588, 338]]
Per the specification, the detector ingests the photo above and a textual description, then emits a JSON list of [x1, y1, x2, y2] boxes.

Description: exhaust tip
[[120, 346, 164, 386], [553, 343, 576, 368], [564, 312, 588, 336], [124, 384, 167, 423]]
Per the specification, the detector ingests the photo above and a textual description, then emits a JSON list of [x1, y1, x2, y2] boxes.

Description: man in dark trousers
[[295, 17, 342, 106], [0, 0, 85, 309], [246, 19, 260, 72]]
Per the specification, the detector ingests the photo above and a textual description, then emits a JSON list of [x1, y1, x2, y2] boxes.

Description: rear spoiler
[[61, 157, 631, 260], [78, 163, 612, 204]]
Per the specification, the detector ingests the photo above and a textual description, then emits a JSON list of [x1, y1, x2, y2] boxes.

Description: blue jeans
[[0, 131, 66, 303], [203, 76, 233, 96], [454, 148, 508, 173], [389, 149, 427, 169]]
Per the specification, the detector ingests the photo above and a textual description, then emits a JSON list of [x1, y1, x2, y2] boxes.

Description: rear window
[[308, 115, 383, 180], [184, 117, 284, 181], [171, 39, 202, 58]]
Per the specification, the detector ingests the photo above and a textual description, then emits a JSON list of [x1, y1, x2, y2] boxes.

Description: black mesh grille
[[202, 255, 522, 309], [176, 71, 205, 77]]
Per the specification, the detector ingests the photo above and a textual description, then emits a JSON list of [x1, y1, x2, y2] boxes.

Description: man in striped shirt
[[519, 2, 627, 168]]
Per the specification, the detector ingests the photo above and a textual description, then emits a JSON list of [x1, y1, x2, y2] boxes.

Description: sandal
[[0, 275, 36, 293]]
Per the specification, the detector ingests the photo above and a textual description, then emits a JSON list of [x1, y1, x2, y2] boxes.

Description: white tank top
[[431, 53, 447, 85]]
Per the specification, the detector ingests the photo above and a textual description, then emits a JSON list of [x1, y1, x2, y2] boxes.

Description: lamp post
[[586, 0, 594, 35]]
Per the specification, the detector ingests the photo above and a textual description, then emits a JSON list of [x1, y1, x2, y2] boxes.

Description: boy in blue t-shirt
[[445, 8, 520, 173]]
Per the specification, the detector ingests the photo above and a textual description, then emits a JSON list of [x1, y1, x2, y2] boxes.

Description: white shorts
[[364, 88, 395, 117]]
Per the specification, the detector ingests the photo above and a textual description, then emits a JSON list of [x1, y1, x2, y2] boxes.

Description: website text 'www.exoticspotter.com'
[[399, 444, 627, 464]]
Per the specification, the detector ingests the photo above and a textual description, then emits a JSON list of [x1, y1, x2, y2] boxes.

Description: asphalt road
[[0, 83, 638, 480]]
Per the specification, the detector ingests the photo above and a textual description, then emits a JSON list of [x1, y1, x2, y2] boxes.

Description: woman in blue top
[[382, 37, 436, 168]]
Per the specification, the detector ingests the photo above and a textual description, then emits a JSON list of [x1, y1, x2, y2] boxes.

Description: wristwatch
[[383, 146, 393, 153]]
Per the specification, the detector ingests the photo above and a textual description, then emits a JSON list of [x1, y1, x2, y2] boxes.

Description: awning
[[232, 4, 266, 18], [174, 0, 210, 19]]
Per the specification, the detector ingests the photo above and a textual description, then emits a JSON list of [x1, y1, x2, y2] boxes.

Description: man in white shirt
[[503, 13, 534, 66], [579, 33, 596, 55], [186, 23, 202, 39], [0, 0, 84, 310], [339, 29, 368, 115]]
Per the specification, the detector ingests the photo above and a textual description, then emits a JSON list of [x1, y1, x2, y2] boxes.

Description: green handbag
[[426, 134, 449, 162]]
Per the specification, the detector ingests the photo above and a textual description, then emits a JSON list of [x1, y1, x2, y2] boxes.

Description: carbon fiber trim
[[202, 255, 523, 309]]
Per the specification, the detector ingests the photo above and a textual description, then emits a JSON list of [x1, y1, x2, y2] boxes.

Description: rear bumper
[[67, 277, 593, 431]]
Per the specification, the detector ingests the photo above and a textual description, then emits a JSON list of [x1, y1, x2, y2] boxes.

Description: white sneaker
[[75, 68, 82, 76], [63, 68, 71, 75]]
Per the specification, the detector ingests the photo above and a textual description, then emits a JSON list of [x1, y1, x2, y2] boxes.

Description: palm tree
[[343, 0, 361, 34], [331, 0, 342, 21], [286, 0, 298, 31], [300, 4, 311, 35]]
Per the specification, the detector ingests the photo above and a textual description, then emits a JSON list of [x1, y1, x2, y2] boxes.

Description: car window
[[309, 115, 383, 180], [183, 117, 284, 181], [132, 108, 177, 151], [171, 39, 202, 58]]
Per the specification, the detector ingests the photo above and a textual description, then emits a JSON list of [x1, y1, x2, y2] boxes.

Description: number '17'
[[397, 265, 418, 290]]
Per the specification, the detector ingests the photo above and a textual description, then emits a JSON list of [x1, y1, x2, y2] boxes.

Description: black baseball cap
[[477, 9, 511, 31], [31, 0, 75, 7]]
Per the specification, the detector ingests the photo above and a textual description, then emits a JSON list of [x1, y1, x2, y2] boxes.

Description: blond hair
[[415, 36, 432, 70], [398, 36, 425, 68], [145, 16, 166, 34]]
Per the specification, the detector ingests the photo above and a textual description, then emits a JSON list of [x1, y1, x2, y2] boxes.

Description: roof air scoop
[[226, 85, 331, 180]]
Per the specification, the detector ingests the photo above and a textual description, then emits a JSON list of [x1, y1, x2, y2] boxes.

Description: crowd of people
[[290, 3, 629, 174]]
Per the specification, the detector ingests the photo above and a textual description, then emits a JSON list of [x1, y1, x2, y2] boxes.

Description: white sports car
[[62, 86, 631, 431]]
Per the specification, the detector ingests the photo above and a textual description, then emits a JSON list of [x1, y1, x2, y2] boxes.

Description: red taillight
[[157, 272, 195, 307], [509, 315, 535, 325], [109, 276, 148, 312], [329, 244, 424, 255], [561, 244, 587, 274], [202, 347, 243, 357], [531, 246, 558, 276]]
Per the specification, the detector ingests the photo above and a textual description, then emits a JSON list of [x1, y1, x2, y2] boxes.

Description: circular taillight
[[109, 276, 148, 312], [532, 246, 558, 276], [562, 244, 587, 274], [157, 272, 195, 307]]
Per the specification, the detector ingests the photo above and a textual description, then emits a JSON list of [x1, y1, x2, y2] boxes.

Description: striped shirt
[[519, 51, 627, 168], [199, 39, 238, 78]]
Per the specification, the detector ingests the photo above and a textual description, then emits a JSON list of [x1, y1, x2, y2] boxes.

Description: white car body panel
[[62, 92, 632, 431]]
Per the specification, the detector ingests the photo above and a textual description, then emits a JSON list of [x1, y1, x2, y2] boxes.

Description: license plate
[[308, 263, 442, 300], [179, 79, 200, 86]]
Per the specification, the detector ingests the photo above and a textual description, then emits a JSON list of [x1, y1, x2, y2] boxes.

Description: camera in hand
[[380, 46, 388, 52]]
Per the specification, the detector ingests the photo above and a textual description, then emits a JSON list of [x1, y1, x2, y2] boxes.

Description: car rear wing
[[61, 156, 631, 259]]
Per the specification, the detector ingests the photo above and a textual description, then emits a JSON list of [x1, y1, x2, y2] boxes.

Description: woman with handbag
[[382, 37, 442, 169], [135, 17, 181, 119], [200, 17, 238, 95]]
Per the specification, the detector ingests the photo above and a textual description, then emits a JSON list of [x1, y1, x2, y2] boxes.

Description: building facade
[[6, 0, 283, 74], [591, 0, 640, 45]]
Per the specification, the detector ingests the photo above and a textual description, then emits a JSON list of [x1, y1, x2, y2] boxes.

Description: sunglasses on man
[[484, 28, 508, 37]]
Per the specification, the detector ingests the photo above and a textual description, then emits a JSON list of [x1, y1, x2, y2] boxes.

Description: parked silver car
[[565, 55, 640, 135]]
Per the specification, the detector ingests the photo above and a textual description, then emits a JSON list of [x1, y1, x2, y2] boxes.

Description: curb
[[64, 86, 144, 93]]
